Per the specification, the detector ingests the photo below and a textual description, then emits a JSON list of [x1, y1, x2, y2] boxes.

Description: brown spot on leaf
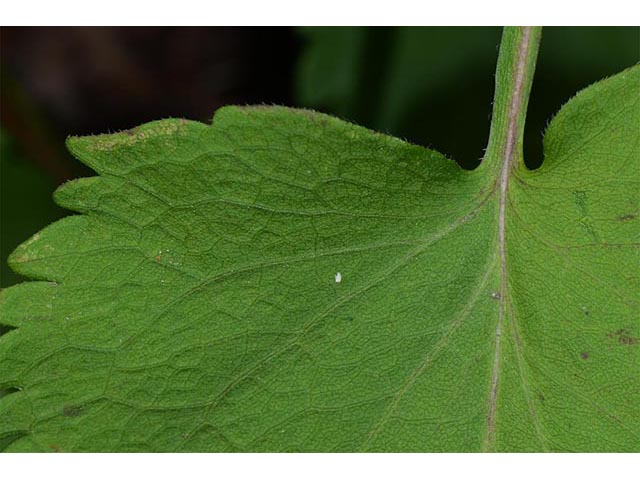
[[618, 213, 636, 221], [63, 405, 83, 417], [607, 329, 639, 346], [619, 335, 639, 345], [580, 352, 589, 360], [49, 444, 63, 452]]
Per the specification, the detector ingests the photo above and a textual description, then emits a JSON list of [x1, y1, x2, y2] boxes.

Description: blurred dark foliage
[[1, 27, 298, 182], [296, 27, 639, 168], [1, 26, 638, 287]]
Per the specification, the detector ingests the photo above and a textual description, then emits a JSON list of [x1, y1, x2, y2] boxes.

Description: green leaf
[[1, 28, 638, 452]]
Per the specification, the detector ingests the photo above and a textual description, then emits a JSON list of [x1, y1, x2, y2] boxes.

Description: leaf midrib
[[484, 26, 540, 451]]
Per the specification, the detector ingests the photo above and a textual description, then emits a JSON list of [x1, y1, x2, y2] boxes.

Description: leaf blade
[[1, 68, 638, 452]]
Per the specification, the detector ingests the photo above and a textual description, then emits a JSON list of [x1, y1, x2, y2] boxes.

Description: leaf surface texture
[[1, 67, 638, 452]]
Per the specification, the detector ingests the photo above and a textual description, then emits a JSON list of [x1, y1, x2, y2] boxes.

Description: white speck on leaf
[[335, 272, 342, 283]]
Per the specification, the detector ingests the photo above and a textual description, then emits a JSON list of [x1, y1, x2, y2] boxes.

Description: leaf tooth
[[65, 119, 206, 175], [8, 216, 90, 282], [0, 388, 31, 452], [0, 327, 24, 389], [8, 215, 136, 283], [53, 176, 104, 213], [0, 282, 57, 328], [213, 105, 360, 139]]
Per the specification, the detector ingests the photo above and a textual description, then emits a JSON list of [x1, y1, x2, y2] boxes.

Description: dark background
[[1, 26, 638, 286]]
